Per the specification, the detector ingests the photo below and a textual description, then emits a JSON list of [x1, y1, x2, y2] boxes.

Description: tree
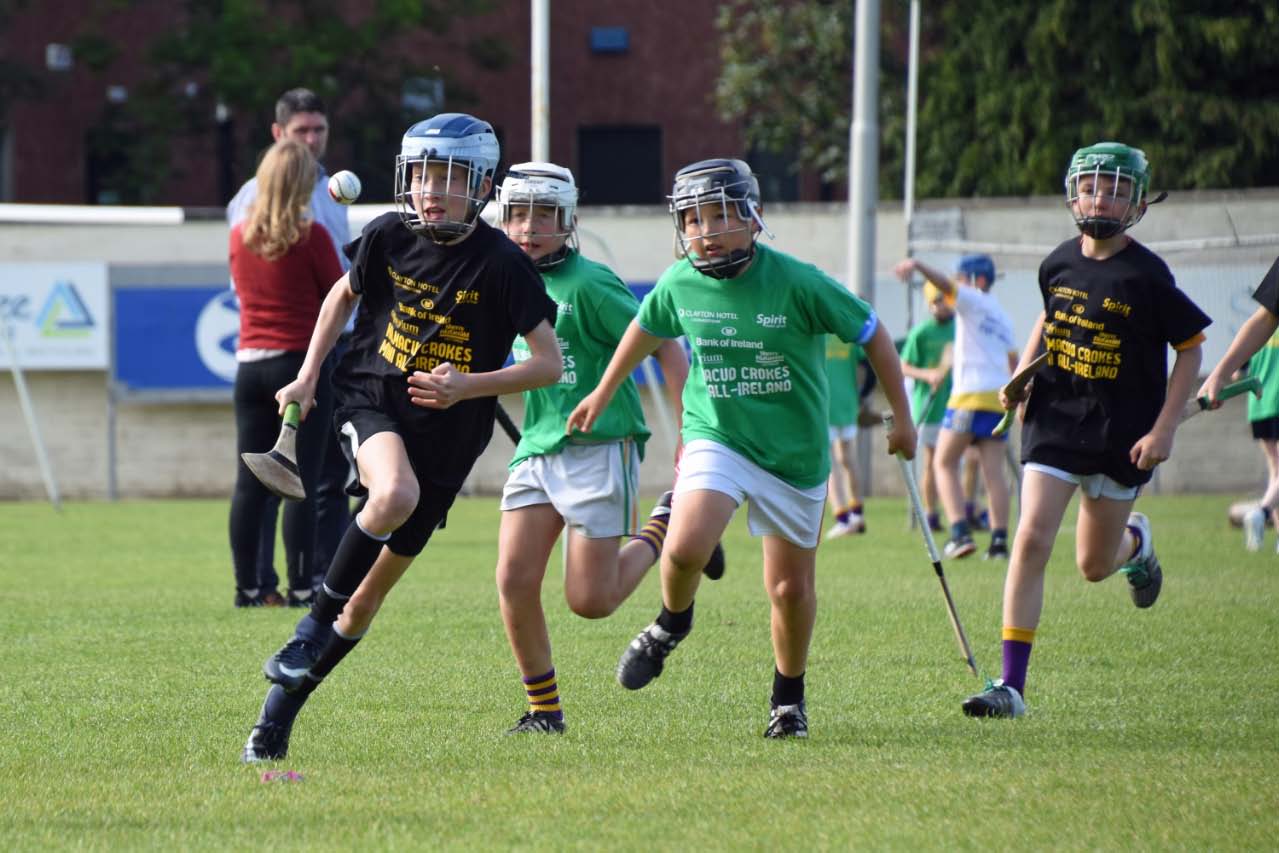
[[72, 0, 509, 204], [715, 0, 1279, 198]]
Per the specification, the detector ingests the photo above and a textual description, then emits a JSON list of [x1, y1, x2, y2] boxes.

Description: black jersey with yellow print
[[333, 213, 556, 483], [1022, 237, 1210, 487]]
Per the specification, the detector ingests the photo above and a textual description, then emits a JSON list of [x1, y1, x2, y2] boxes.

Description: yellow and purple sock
[[1001, 626, 1035, 696], [523, 668, 562, 722], [633, 495, 671, 559]]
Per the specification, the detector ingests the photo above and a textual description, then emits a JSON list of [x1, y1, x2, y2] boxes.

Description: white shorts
[[828, 424, 858, 443], [674, 439, 826, 549], [918, 423, 941, 448], [1025, 462, 1141, 501], [501, 440, 641, 538]]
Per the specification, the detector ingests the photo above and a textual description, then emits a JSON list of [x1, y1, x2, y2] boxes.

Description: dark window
[[577, 126, 661, 205], [747, 146, 799, 203]]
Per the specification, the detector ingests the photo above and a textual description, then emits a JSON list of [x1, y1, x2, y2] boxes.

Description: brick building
[[0, 0, 835, 208]]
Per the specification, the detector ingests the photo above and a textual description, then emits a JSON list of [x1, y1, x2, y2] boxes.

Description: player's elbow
[[530, 352, 562, 388]]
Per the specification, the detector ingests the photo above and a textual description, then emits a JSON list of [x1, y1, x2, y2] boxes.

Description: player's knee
[[664, 543, 708, 575], [496, 561, 541, 602], [364, 479, 419, 528], [1077, 556, 1112, 583], [565, 589, 617, 620], [766, 575, 814, 608]]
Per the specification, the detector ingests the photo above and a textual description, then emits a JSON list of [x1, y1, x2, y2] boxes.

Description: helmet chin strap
[[533, 244, 572, 270], [691, 247, 754, 279], [1077, 217, 1126, 239]]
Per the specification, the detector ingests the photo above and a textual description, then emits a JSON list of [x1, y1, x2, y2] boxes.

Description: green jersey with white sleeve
[[510, 251, 649, 468], [638, 244, 877, 488]]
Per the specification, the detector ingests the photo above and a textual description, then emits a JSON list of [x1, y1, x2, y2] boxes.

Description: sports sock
[[1001, 626, 1035, 696], [312, 517, 389, 624], [771, 668, 805, 707], [991, 528, 1008, 545], [523, 668, 563, 722], [835, 507, 850, 524], [950, 520, 971, 541], [307, 623, 366, 682], [633, 493, 672, 559], [848, 501, 864, 516], [656, 601, 693, 635], [1125, 523, 1144, 562], [964, 501, 976, 521], [263, 682, 312, 723], [927, 511, 940, 530]]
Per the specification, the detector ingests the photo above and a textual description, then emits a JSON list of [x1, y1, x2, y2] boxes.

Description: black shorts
[[333, 391, 457, 558], [1251, 415, 1279, 441]]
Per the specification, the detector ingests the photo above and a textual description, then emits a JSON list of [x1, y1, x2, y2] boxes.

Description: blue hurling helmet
[[395, 113, 500, 243]]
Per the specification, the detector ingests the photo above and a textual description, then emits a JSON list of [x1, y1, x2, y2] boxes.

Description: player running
[[492, 162, 724, 735], [962, 141, 1210, 719], [1198, 256, 1279, 551], [241, 113, 562, 761], [568, 158, 915, 738]]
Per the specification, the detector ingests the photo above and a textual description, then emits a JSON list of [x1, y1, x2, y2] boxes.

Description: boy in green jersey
[[899, 282, 955, 532], [1199, 256, 1279, 551], [569, 159, 915, 738], [493, 163, 722, 734], [824, 339, 867, 537]]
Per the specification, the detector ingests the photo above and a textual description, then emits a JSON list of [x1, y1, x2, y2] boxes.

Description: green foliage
[[72, 0, 502, 203], [716, 0, 1279, 198], [0, 494, 1276, 847]]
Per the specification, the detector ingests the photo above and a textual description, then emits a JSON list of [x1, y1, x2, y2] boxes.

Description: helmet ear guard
[[669, 158, 771, 280], [1064, 142, 1152, 239], [395, 113, 501, 244]]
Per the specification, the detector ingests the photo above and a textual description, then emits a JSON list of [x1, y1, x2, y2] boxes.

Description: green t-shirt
[[510, 251, 649, 467], [900, 317, 955, 425], [638, 245, 876, 488], [825, 340, 864, 428], [1248, 326, 1279, 422]]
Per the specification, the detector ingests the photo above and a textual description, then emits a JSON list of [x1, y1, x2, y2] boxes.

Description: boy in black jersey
[[962, 142, 1210, 719], [241, 113, 561, 760]]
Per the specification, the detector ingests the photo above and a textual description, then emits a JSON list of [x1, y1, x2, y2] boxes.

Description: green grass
[[1, 494, 1275, 850]]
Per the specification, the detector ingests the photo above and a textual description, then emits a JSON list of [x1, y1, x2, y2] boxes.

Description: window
[[577, 126, 661, 205]]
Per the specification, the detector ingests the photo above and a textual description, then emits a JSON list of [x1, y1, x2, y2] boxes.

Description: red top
[[229, 222, 343, 351]]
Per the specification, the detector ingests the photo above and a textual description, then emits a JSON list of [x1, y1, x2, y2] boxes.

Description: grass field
[[1, 493, 1276, 850]]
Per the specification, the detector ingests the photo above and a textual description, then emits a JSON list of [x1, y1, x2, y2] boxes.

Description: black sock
[[991, 528, 1008, 544], [771, 669, 806, 707], [950, 520, 971, 540], [312, 520, 387, 624], [308, 626, 365, 682], [656, 602, 693, 635]]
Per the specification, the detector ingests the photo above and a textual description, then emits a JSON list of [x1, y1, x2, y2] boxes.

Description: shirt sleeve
[[1153, 267, 1211, 349], [900, 328, 921, 366], [503, 251, 558, 336], [636, 277, 681, 338], [586, 274, 641, 344], [345, 219, 383, 296], [1252, 257, 1279, 316], [805, 273, 876, 344]]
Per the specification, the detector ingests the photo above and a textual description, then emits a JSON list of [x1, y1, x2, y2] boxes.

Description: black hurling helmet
[[669, 158, 769, 280]]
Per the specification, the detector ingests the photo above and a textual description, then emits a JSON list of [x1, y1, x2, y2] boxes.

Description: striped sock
[[1001, 626, 1035, 696], [523, 668, 563, 722], [633, 494, 672, 559]]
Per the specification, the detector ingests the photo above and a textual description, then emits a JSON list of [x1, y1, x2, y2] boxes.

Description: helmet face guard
[[496, 162, 579, 269], [1064, 142, 1150, 239], [395, 113, 499, 244], [669, 158, 767, 280]]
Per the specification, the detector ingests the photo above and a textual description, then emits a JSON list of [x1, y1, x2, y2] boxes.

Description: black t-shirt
[[333, 213, 556, 485], [1252, 256, 1279, 314], [1022, 237, 1211, 486]]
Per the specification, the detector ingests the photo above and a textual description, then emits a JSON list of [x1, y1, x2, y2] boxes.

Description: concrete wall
[[2, 190, 1275, 501]]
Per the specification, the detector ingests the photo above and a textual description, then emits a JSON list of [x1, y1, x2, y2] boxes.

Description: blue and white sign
[[0, 263, 109, 368], [114, 287, 238, 391]]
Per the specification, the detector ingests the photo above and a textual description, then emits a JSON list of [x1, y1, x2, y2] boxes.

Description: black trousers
[[228, 352, 332, 593]]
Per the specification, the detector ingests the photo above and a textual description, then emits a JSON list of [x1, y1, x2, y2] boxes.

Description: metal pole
[[903, 0, 920, 331], [849, 0, 880, 493], [1, 321, 61, 510], [530, 0, 550, 162]]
